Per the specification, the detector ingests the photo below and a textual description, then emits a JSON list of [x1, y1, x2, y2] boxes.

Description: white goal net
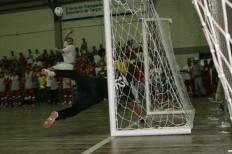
[[104, 0, 195, 136], [193, 0, 232, 120]]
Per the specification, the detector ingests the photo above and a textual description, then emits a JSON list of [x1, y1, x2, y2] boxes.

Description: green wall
[[62, 17, 105, 50], [0, 8, 55, 57], [156, 0, 207, 48], [0, 0, 209, 69]]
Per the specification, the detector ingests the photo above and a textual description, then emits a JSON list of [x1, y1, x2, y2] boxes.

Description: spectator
[[93, 46, 101, 66], [32, 68, 39, 103], [41, 49, 49, 66], [18, 52, 26, 71], [48, 49, 56, 66], [37, 72, 47, 103], [98, 44, 105, 58], [0, 72, 6, 107], [34, 49, 41, 61], [10, 51, 17, 64], [62, 78, 72, 105], [48, 76, 59, 105], [181, 60, 193, 95], [202, 59, 211, 96], [24, 68, 35, 105], [9, 72, 21, 106], [80, 38, 88, 54], [209, 59, 218, 93], [192, 58, 205, 97], [19, 52, 26, 66], [27, 49, 33, 58]]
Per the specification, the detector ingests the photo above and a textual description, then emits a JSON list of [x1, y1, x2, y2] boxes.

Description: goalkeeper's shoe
[[43, 111, 58, 128]]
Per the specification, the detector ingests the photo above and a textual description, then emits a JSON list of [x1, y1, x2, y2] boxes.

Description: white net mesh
[[193, 0, 232, 119], [106, 0, 195, 135]]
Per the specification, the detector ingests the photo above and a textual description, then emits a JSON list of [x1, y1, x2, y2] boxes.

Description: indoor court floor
[[0, 97, 232, 154]]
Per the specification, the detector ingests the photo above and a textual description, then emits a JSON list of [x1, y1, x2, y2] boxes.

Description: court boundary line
[[81, 136, 112, 154]]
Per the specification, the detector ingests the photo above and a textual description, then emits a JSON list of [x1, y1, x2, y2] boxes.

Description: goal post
[[104, 0, 195, 136], [193, 0, 232, 121]]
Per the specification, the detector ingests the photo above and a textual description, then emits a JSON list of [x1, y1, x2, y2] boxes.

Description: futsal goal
[[193, 0, 232, 121], [104, 0, 195, 136]]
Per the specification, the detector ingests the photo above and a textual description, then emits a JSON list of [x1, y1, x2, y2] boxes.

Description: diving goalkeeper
[[42, 62, 142, 128]]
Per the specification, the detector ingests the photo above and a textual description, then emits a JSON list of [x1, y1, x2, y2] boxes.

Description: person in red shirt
[[202, 60, 211, 96]]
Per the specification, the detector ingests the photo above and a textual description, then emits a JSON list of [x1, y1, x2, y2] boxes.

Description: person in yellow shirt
[[37, 73, 47, 103]]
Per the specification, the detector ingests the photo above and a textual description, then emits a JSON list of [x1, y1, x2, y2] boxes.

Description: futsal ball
[[54, 7, 63, 17]]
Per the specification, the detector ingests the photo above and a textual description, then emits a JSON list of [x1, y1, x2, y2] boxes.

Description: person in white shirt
[[10, 72, 21, 106], [53, 29, 76, 70], [181, 60, 193, 95], [48, 76, 59, 105], [34, 49, 41, 61], [24, 68, 35, 105]]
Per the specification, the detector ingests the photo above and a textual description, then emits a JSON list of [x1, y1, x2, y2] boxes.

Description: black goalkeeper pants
[[54, 70, 108, 120]]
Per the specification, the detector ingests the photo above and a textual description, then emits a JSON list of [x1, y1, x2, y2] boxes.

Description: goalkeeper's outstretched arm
[[64, 28, 74, 41]]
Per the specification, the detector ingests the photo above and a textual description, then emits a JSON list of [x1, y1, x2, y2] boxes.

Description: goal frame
[[104, 0, 193, 136]]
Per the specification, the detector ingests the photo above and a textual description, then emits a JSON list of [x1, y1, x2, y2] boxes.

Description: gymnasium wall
[[156, 0, 207, 48], [156, 0, 208, 68], [0, 0, 208, 69], [62, 17, 105, 51], [0, 8, 55, 58]]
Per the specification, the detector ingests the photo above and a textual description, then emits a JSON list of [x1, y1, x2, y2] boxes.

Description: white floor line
[[81, 136, 112, 154]]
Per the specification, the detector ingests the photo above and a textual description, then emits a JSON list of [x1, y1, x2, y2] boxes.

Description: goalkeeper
[[43, 61, 142, 128], [52, 28, 76, 70], [42, 68, 108, 128]]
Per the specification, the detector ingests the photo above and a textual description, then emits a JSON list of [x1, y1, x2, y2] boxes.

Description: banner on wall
[[62, 0, 131, 21]]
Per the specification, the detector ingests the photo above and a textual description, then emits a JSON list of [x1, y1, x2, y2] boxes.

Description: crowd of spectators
[[0, 38, 107, 107], [181, 58, 218, 97], [0, 36, 217, 108]]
